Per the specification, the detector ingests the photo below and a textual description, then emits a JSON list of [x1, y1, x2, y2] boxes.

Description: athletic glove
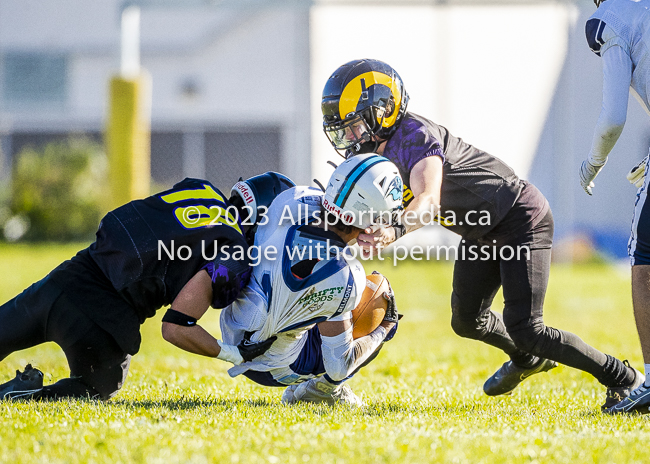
[[627, 155, 648, 188], [382, 291, 402, 323], [237, 334, 277, 362], [216, 335, 277, 365], [579, 158, 607, 195], [382, 291, 402, 343]]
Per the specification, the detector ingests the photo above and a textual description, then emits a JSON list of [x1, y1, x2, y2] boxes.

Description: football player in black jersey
[[0, 174, 293, 401], [320, 58, 643, 410]]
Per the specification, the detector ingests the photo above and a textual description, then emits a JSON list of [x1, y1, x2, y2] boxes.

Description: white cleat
[[281, 377, 364, 407]]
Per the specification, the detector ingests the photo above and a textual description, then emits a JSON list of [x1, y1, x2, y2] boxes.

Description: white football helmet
[[323, 153, 403, 229]]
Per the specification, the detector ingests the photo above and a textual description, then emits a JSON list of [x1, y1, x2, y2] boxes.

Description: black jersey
[[88, 178, 250, 322], [383, 112, 526, 240]]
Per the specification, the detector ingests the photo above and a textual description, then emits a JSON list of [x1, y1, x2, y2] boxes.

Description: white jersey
[[220, 186, 366, 382], [586, 0, 650, 162]]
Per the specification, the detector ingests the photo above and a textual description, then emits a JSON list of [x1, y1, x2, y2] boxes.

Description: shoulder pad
[[586, 18, 607, 56]]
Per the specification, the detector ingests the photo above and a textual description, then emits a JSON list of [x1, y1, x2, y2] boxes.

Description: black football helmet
[[230, 172, 295, 243], [322, 59, 409, 158]]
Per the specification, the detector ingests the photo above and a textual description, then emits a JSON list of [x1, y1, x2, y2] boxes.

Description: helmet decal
[[384, 176, 403, 202], [339, 71, 403, 128]]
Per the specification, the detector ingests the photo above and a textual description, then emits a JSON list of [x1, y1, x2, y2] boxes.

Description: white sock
[[644, 364, 650, 386]]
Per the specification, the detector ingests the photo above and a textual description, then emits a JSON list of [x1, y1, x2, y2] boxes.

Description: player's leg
[[0, 276, 63, 361], [498, 209, 641, 406], [0, 276, 65, 398], [632, 266, 650, 365], [280, 326, 377, 406], [629, 175, 650, 371], [606, 177, 650, 413], [6, 293, 131, 401], [606, 265, 650, 413], [450, 240, 538, 368]]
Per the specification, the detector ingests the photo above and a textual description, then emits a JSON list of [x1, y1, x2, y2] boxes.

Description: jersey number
[[161, 184, 242, 234]]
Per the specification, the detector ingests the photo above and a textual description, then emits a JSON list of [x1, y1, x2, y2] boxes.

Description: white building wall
[[310, 1, 650, 256]]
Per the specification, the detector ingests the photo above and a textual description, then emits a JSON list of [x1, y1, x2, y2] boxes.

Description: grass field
[[1, 242, 649, 463]]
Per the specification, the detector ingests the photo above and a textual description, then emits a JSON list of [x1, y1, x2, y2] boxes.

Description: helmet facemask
[[323, 102, 393, 159], [323, 113, 372, 153]]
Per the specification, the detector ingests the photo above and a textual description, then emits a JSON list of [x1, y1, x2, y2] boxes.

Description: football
[[351, 273, 390, 339]]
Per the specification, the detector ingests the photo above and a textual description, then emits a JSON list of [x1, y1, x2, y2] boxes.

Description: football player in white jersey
[[162, 154, 404, 406], [580, 0, 650, 413]]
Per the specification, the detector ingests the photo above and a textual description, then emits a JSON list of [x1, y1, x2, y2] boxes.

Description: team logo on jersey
[[384, 176, 403, 202], [298, 286, 345, 312]]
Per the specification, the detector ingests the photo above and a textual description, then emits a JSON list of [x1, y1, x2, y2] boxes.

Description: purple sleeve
[[385, 119, 444, 175], [203, 257, 252, 309]]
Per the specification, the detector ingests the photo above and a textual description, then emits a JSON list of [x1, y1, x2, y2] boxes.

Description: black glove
[[383, 291, 401, 323], [237, 333, 277, 362]]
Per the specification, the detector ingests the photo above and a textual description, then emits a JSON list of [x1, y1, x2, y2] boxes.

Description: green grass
[[1, 243, 649, 463]]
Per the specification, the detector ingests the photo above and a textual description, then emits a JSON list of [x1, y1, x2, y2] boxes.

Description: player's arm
[[580, 44, 633, 194], [316, 294, 398, 382], [402, 155, 443, 233], [358, 155, 442, 250], [161, 270, 274, 364]]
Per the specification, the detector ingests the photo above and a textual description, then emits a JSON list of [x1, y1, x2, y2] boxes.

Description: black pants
[[450, 209, 619, 386], [0, 275, 131, 400]]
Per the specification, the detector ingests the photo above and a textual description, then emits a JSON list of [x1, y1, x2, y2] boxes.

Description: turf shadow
[[112, 397, 275, 411]]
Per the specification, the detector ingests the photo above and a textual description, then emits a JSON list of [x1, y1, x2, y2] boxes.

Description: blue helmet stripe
[[334, 156, 388, 207]]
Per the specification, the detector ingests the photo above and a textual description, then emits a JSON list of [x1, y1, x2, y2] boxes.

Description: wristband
[[216, 341, 244, 365], [393, 224, 406, 240]]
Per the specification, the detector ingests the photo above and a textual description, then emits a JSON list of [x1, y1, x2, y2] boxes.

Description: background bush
[[8, 137, 108, 242]]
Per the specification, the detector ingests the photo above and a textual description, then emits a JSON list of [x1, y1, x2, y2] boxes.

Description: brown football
[[351, 273, 390, 339]]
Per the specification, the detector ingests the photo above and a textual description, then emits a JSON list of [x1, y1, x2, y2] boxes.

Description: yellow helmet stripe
[[339, 71, 402, 128]]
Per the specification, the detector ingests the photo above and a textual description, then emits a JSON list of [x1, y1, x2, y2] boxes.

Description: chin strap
[[348, 139, 382, 158]]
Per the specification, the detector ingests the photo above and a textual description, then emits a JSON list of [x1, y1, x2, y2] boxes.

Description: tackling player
[[580, 0, 650, 414], [320, 58, 644, 410], [162, 154, 403, 406], [0, 176, 288, 401]]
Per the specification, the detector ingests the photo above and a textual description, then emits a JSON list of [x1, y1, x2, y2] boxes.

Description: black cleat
[[0, 364, 44, 400], [483, 358, 557, 396], [602, 362, 646, 412]]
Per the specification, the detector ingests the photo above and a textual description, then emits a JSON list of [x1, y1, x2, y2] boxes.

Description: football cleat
[[483, 358, 557, 396], [602, 362, 646, 412], [605, 382, 650, 415], [0, 364, 44, 400], [281, 377, 364, 407]]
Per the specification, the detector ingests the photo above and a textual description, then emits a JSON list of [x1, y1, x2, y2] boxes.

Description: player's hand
[[381, 290, 402, 342], [382, 291, 401, 323], [579, 159, 606, 195], [237, 335, 277, 362], [627, 155, 648, 188], [357, 224, 396, 252]]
